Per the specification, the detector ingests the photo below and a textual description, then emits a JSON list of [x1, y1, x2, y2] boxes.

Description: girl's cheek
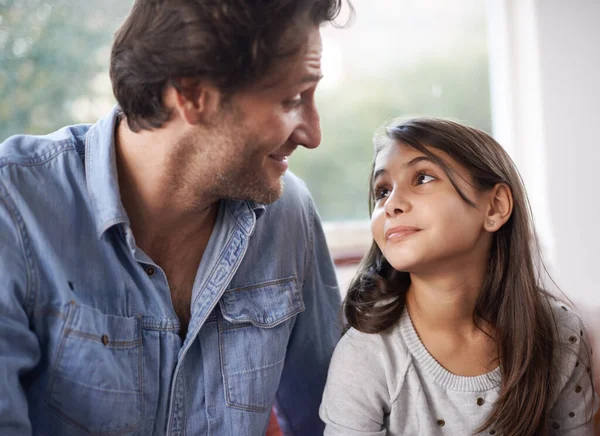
[[370, 211, 384, 240]]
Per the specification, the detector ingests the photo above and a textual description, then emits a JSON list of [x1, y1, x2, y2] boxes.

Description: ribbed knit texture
[[321, 302, 598, 435], [399, 310, 502, 392]]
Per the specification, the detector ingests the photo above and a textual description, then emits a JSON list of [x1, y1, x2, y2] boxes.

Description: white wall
[[487, 0, 600, 382], [488, 0, 600, 302], [537, 0, 600, 302]]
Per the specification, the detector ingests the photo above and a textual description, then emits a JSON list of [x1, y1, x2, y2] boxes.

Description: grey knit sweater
[[320, 301, 597, 435]]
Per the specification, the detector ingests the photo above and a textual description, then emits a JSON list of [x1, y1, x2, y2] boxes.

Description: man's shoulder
[[280, 171, 312, 204], [0, 124, 90, 172], [0, 124, 92, 224], [270, 171, 315, 214]]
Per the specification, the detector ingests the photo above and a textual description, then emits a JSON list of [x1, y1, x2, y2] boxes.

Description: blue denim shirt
[[0, 107, 341, 436]]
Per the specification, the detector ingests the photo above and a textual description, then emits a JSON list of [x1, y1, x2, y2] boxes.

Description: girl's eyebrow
[[372, 156, 438, 184]]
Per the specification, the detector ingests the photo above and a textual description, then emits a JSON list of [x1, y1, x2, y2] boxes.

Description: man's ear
[[167, 78, 221, 126], [483, 183, 513, 232]]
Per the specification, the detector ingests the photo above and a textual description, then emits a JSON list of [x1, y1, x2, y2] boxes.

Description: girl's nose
[[384, 189, 411, 216]]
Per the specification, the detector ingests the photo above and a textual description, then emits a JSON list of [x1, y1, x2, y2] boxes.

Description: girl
[[319, 117, 598, 435]]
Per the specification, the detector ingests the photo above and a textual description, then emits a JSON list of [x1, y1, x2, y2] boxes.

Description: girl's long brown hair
[[345, 117, 558, 436]]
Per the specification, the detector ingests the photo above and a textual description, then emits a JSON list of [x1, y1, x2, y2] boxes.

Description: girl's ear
[[484, 183, 513, 232]]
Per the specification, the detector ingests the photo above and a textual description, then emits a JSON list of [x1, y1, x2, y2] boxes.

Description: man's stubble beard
[[211, 153, 285, 205], [188, 106, 286, 206], [208, 131, 285, 205]]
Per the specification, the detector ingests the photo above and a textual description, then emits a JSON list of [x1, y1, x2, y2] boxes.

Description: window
[[291, 0, 491, 223], [0, 0, 491, 291], [291, 0, 491, 290]]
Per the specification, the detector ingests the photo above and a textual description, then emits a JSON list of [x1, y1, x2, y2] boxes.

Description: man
[[0, 1, 350, 435]]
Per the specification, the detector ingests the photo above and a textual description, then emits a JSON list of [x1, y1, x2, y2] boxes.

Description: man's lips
[[269, 145, 296, 162], [268, 154, 290, 162], [385, 226, 420, 240], [268, 153, 290, 172]]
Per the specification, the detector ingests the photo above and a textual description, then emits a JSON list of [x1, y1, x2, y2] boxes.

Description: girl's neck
[[406, 271, 486, 335], [405, 272, 498, 376]]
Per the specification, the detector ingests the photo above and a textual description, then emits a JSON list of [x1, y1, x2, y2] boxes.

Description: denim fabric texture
[[0, 107, 341, 436]]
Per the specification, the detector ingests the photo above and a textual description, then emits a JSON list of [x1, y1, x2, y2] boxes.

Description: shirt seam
[[0, 179, 38, 316], [389, 353, 413, 405], [0, 141, 76, 169], [301, 197, 315, 290]]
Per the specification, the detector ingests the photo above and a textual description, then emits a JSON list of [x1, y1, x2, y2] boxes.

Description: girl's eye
[[374, 187, 390, 201], [416, 173, 436, 185]]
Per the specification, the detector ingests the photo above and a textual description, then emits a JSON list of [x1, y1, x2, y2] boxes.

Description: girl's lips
[[385, 226, 420, 240]]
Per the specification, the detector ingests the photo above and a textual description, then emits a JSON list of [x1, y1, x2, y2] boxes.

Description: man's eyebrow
[[257, 72, 323, 91], [372, 156, 438, 184]]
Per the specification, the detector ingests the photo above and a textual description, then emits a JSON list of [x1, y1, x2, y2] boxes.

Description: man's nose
[[292, 103, 321, 149]]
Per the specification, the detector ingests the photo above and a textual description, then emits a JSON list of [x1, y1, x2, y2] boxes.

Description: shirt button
[[476, 397, 485, 406], [145, 266, 156, 277], [552, 422, 560, 430], [436, 419, 445, 427], [101, 334, 109, 346]]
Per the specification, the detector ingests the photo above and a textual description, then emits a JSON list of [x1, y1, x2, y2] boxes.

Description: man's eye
[[374, 187, 390, 201], [283, 95, 303, 108], [416, 174, 435, 185]]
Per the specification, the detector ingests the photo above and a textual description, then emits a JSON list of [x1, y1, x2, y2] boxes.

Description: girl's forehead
[[373, 139, 470, 181], [374, 141, 427, 167]]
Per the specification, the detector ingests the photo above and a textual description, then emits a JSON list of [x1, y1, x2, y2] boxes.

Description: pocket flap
[[220, 276, 304, 328], [68, 303, 141, 346]]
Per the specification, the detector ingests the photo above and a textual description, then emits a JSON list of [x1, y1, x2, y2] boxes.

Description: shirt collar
[[85, 106, 129, 238], [225, 200, 266, 236], [247, 201, 266, 220]]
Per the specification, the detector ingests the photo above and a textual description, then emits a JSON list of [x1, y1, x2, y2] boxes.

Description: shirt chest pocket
[[45, 303, 143, 435], [218, 276, 305, 413]]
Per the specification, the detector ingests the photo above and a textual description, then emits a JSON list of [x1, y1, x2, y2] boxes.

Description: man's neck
[[114, 117, 218, 252]]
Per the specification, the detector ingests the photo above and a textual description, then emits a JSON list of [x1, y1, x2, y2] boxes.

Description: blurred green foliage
[[0, 0, 130, 137], [293, 52, 492, 220], [0, 0, 491, 221]]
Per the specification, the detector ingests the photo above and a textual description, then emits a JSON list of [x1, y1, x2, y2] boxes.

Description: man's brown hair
[[110, 0, 349, 132]]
